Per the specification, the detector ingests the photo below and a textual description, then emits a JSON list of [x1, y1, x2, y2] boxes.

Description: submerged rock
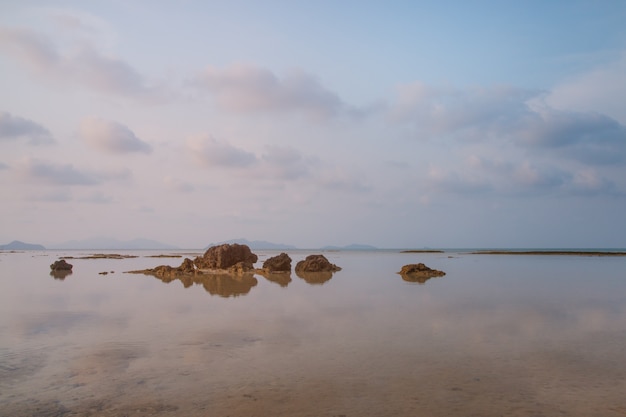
[[295, 254, 341, 273], [398, 263, 445, 283], [194, 244, 258, 270]]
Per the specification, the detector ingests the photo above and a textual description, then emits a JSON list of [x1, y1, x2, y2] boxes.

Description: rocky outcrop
[[127, 257, 201, 279], [261, 253, 292, 273], [194, 244, 258, 270], [398, 263, 445, 283], [50, 259, 73, 271], [295, 254, 341, 273]]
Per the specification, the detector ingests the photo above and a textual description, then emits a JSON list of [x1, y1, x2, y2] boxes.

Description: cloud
[[163, 176, 194, 193], [426, 166, 493, 195], [0, 26, 163, 101], [187, 134, 257, 168], [0, 111, 54, 145], [193, 64, 344, 119], [0, 27, 59, 69], [16, 157, 100, 185], [15, 157, 131, 186], [390, 84, 626, 165], [259, 145, 312, 180], [521, 108, 626, 165], [0, 161, 7, 170], [80, 117, 152, 154], [427, 156, 620, 198], [545, 53, 626, 124]]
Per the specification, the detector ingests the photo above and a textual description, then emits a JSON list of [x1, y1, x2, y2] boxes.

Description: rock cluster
[[295, 254, 342, 273], [133, 257, 200, 279]]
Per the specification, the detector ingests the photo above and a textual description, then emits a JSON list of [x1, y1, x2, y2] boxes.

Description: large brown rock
[[295, 254, 341, 273], [194, 244, 258, 270], [262, 253, 292, 273]]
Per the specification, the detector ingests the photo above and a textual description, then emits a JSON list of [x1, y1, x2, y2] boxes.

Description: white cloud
[[0, 111, 54, 145], [187, 134, 257, 168], [193, 64, 344, 119], [545, 53, 626, 124], [80, 117, 151, 154]]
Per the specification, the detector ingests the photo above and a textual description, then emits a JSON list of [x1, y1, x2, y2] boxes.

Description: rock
[[228, 261, 255, 274], [50, 259, 73, 271], [398, 263, 445, 282], [127, 257, 201, 279], [178, 258, 196, 274], [295, 254, 341, 273], [262, 253, 292, 273], [194, 244, 258, 270]]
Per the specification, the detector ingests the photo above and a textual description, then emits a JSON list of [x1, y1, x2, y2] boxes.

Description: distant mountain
[[0, 240, 46, 250], [320, 243, 379, 251], [48, 237, 178, 250], [206, 238, 298, 250]]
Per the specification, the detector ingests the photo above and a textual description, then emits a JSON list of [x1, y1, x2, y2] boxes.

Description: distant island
[[0, 240, 46, 250], [400, 249, 444, 253]]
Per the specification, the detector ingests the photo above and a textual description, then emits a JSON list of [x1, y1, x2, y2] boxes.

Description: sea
[[1, 249, 625, 416]]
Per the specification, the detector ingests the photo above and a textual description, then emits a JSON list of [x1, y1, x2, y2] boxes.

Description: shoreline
[[470, 250, 626, 256]]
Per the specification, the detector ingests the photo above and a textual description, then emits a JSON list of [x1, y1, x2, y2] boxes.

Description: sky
[[1, 0, 626, 249]]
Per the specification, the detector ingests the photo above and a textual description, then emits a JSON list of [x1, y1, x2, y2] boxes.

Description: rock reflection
[[147, 272, 258, 297], [50, 269, 73, 280], [399, 273, 439, 284], [258, 271, 292, 287], [296, 270, 334, 285]]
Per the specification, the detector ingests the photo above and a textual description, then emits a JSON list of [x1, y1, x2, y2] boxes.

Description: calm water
[[1, 249, 625, 416]]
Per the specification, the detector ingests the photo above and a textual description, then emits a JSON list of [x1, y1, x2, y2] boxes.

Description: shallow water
[[1, 249, 625, 416]]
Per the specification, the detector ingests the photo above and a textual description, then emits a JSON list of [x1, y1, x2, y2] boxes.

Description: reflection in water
[[259, 271, 292, 287], [399, 273, 441, 284], [295, 270, 334, 285], [50, 270, 72, 280], [153, 272, 258, 297], [4, 251, 626, 417]]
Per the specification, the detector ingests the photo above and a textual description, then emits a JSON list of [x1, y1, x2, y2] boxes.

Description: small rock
[[50, 259, 73, 271]]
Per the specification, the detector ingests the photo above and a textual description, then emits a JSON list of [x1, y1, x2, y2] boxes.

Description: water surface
[[1, 250, 625, 416]]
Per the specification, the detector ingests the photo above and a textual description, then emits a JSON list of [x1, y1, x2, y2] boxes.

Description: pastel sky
[[1, 1, 625, 249]]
